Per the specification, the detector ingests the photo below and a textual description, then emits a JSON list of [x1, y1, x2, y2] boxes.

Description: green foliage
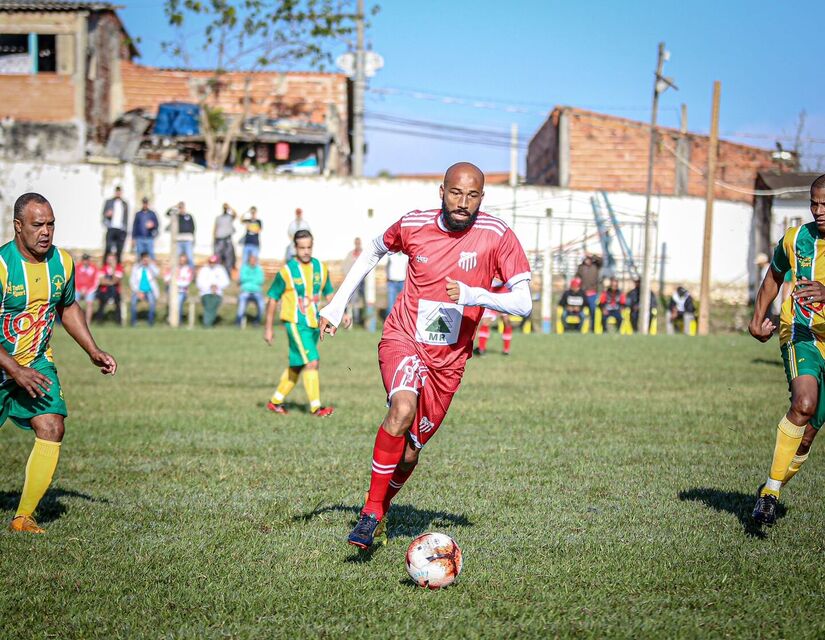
[[3, 329, 821, 638], [203, 104, 227, 132]]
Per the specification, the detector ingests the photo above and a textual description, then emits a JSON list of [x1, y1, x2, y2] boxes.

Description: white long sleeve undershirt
[[457, 279, 533, 317], [320, 235, 388, 327]]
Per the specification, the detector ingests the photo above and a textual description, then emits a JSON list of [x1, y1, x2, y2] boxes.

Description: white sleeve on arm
[[319, 235, 389, 327], [457, 279, 533, 317]]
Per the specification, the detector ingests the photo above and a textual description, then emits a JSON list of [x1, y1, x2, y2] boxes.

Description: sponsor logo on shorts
[[457, 251, 477, 271], [416, 255, 428, 263]]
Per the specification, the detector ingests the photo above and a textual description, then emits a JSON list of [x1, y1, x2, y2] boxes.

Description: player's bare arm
[[59, 302, 117, 375], [0, 348, 51, 398], [748, 267, 783, 342], [264, 297, 277, 345]]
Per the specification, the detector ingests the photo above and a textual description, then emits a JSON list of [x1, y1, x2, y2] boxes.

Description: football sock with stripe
[[761, 416, 806, 497], [782, 451, 810, 486], [302, 369, 321, 413], [384, 462, 417, 512], [477, 325, 490, 351], [502, 324, 513, 354], [363, 426, 405, 519], [271, 368, 299, 404], [16, 438, 61, 517]]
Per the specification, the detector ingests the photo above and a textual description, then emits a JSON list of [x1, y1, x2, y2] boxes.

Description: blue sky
[[120, 0, 824, 176]]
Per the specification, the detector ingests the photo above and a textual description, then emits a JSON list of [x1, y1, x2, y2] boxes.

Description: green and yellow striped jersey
[[267, 257, 333, 329], [0, 241, 75, 366]]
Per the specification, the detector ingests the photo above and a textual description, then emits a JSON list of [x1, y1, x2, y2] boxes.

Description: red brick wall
[[0, 75, 74, 121], [529, 107, 777, 203]]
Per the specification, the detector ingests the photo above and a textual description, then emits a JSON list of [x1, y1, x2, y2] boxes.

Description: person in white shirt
[[102, 186, 129, 263], [196, 255, 230, 327], [165, 253, 194, 322], [285, 207, 311, 261], [386, 251, 408, 316]]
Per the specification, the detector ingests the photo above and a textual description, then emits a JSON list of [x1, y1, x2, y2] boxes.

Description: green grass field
[[1, 327, 824, 639]]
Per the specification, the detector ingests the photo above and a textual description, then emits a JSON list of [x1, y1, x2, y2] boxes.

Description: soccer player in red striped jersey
[[319, 162, 532, 548]]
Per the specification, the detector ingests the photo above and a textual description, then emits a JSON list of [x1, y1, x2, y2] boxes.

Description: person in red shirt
[[319, 162, 532, 548], [597, 277, 626, 333], [474, 278, 515, 356], [75, 253, 101, 325]]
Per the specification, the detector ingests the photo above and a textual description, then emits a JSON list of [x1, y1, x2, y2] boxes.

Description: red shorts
[[378, 337, 463, 448]]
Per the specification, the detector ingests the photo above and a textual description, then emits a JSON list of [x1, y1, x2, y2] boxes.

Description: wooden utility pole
[[541, 208, 553, 334], [698, 81, 721, 336], [510, 123, 519, 225], [168, 208, 180, 328], [351, 0, 365, 177]]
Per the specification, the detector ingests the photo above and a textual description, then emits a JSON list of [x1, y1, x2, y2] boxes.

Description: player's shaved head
[[812, 174, 825, 192], [810, 175, 825, 234], [440, 162, 485, 232]]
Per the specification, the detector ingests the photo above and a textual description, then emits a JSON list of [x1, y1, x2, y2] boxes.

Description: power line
[[367, 112, 525, 141], [365, 125, 529, 149]]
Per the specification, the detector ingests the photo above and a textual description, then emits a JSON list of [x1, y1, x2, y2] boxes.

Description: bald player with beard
[[319, 162, 532, 548]]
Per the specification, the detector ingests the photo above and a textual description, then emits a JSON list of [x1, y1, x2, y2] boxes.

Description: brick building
[[527, 106, 779, 203]]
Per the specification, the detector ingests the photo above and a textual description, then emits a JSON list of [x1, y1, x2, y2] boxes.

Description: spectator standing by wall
[[95, 252, 124, 324], [102, 186, 129, 263], [285, 207, 311, 261], [240, 206, 263, 265], [129, 252, 159, 326], [167, 202, 196, 266], [132, 197, 159, 259], [75, 252, 100, 325], [575, 253, 603, 332], [237, 253, 266, 325], [165, 253, 194, 322], [343, 237, 366, 326], [386, 251, 408, 316], [214, 203, 237, 272], [196, 255, 230, 327]]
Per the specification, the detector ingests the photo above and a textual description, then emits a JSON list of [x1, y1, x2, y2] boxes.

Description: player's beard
[[441, 200, 478, 232]]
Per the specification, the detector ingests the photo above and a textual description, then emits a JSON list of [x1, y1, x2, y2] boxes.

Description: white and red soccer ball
[[405, 532, 463, 589]]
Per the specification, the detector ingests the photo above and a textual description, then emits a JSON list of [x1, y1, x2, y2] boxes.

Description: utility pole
[[541, 208, 553, 334], [510, 123, 519, 225], [698, 81, 721, 336], [168, 208, 180, 328], [639, 42, 676, 335], [351, 0, 365, 177]]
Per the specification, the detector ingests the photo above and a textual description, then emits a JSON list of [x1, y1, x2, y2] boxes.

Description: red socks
[[363, 426, 405, 519], [477, 325, 490, 351], [502, 325, 513, 354], [384, 463, 417, 512]]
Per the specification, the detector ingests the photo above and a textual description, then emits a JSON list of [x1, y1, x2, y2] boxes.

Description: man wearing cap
[[132, 197, 159, 260], [196, 255, 230, 327], [75, 252, 101, 325], [557, 276, 588, 332], [101, 186, 129, 263]]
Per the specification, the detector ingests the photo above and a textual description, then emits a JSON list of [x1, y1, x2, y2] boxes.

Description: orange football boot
[[9, 515, 45, 534]]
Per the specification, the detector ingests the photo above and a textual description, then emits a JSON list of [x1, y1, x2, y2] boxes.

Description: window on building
[[0, 34, 57, 74]]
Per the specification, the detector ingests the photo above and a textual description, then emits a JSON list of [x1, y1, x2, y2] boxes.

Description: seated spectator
[[626, 278, 658, 331], [557, 276, 587, 332], [75, 252, 100, 325], [598, 277, 625, 333], [668, 286, 696, 335], [164, 253, 194, 321], [196, 255, 230, 327], [95, 252, 124, 324], [237, 253, 265, 326], [129, 252, 159, 326]]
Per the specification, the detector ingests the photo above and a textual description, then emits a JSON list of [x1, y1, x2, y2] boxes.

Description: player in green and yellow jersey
[[263, 229, 349, 417], [750, 174, 825, 526], [3, 193, 116, 533]]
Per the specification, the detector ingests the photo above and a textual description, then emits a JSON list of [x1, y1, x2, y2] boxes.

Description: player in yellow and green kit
[[263, 229, 349, 416], [2, 193, 117, 533], [750, 174, 825, 526]]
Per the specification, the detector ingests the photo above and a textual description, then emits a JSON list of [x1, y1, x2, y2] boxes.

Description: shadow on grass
[[293, 503, 473, 563], [255, 402, 312, 414], [678, 487, 786, 539], [0, 488, 108, 525], [751, 358, 782, 367]]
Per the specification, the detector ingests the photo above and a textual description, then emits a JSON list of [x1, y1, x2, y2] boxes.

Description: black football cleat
[[752, 493, 778, 526]]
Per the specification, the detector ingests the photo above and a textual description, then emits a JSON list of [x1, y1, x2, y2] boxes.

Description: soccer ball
[[405, 532, 463, 589]]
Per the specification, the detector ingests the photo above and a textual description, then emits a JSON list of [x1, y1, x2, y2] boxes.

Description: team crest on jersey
[[458, 251, 477, 271], [51, 274, 64, 292], [418, 416, 435, 434]]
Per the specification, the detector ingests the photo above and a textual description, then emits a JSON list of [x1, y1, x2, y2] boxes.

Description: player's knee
[[792, 395, 818, 420], [384, 400, 416, 435], [305, 360, 319, 371], [34, 417, 64, 442]]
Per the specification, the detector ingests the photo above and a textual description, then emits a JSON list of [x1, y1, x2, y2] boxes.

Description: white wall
[[0, 160, 754, 288]]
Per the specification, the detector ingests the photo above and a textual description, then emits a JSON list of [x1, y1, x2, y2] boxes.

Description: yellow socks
[[762, 416, 806, 497], [271, 368, 299, 405], [302, 369, 321, 412], [782, 452, 810, 486], [16, 438, 61, 517]]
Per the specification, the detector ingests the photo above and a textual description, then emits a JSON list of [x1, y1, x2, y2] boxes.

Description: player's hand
[[445, 277, 462, 302], [341, 313, 352, 329], [10, 365, 51, 398], [748, 317, 776, 342], [264, 325, 273, 346], [319, 316, 337, 341], [793, 277, 825, 306], [90, 350, 117, 375]]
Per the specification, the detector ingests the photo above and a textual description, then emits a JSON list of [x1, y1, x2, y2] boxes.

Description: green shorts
[[285, 322, 320, 367], [781, 341, 825, 429], [0, 359, 67, 430]]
